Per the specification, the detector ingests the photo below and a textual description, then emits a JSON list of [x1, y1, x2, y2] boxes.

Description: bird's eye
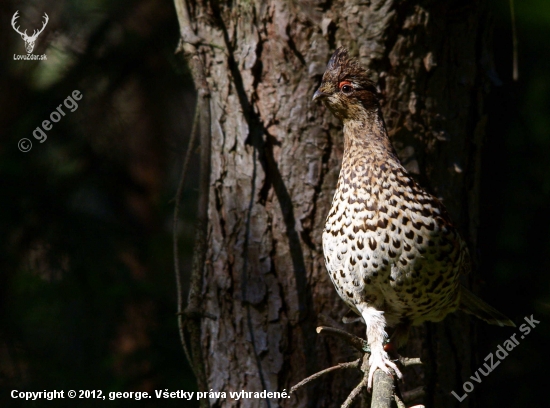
[[341, 84, 352, 94], [339, 81, 353, 94]]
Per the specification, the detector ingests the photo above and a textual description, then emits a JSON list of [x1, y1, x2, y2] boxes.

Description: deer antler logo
[[11, 10, 49, 54]]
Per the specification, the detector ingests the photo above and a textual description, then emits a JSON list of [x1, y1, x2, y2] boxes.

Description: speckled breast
[[322, 165, 464, 326]]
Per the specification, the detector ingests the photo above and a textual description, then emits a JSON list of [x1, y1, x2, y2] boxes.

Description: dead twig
[[290, 359, 361, 394], [341, 355, 370, 408], [398, 356, 422, 367], [293, 322, 420, 408], [173, 1, 212, 407], [173, 97, 200, 377], [394, 393, 407, 408], [316, 325, 370, 353]]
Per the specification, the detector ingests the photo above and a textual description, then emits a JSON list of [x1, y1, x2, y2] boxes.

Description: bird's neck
[[341, 111, 400, 172]]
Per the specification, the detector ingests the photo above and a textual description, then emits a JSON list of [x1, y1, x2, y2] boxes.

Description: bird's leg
[[357, 305, 403, 391]]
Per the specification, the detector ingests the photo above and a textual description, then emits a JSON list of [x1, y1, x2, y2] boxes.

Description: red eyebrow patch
[[338, 80, 352, 89]]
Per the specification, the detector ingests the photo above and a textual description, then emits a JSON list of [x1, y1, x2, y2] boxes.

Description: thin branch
[[394, 393, 407, 408], [398, 356, 422, 367], [316, 325, 370, 353], [173, 97, 200, 377], [341, 356, 370, 408], [342, 375, 369, 408], [318, 313, 346, 329], [290, 359, 361, 394], [173, 1, 212, 407]]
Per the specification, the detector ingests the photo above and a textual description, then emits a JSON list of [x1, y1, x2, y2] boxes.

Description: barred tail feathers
[[459, 286, 515, 327]]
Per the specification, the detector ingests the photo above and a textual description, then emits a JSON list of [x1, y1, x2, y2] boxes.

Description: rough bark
[[186, 0, 492, 406]]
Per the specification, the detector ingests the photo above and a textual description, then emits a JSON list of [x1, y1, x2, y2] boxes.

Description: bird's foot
[[367, 347, 403, 391]]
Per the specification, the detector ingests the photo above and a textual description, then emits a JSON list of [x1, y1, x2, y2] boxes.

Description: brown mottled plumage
[[313, 47, 514, 389]]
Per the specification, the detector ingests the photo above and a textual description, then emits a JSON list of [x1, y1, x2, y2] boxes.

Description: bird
[[313, 47, 515, 390]]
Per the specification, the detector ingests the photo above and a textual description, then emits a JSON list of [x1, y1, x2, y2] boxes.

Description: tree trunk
[[188, 0, 491, 406]]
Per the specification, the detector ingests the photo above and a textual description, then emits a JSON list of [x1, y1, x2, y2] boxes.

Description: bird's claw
[[367, 348, 403, 391]]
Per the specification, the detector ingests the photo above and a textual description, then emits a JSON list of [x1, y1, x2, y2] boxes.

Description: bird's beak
[[313, 87, 329, 102]]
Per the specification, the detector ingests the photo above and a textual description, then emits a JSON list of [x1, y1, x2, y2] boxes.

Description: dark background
[[0, 0, 548, 407]]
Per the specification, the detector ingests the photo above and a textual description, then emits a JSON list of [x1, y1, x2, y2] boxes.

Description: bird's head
[[313, 47, 380, 122]]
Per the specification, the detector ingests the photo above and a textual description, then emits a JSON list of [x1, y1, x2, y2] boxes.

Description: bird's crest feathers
[[323, 47, 376, 93]]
